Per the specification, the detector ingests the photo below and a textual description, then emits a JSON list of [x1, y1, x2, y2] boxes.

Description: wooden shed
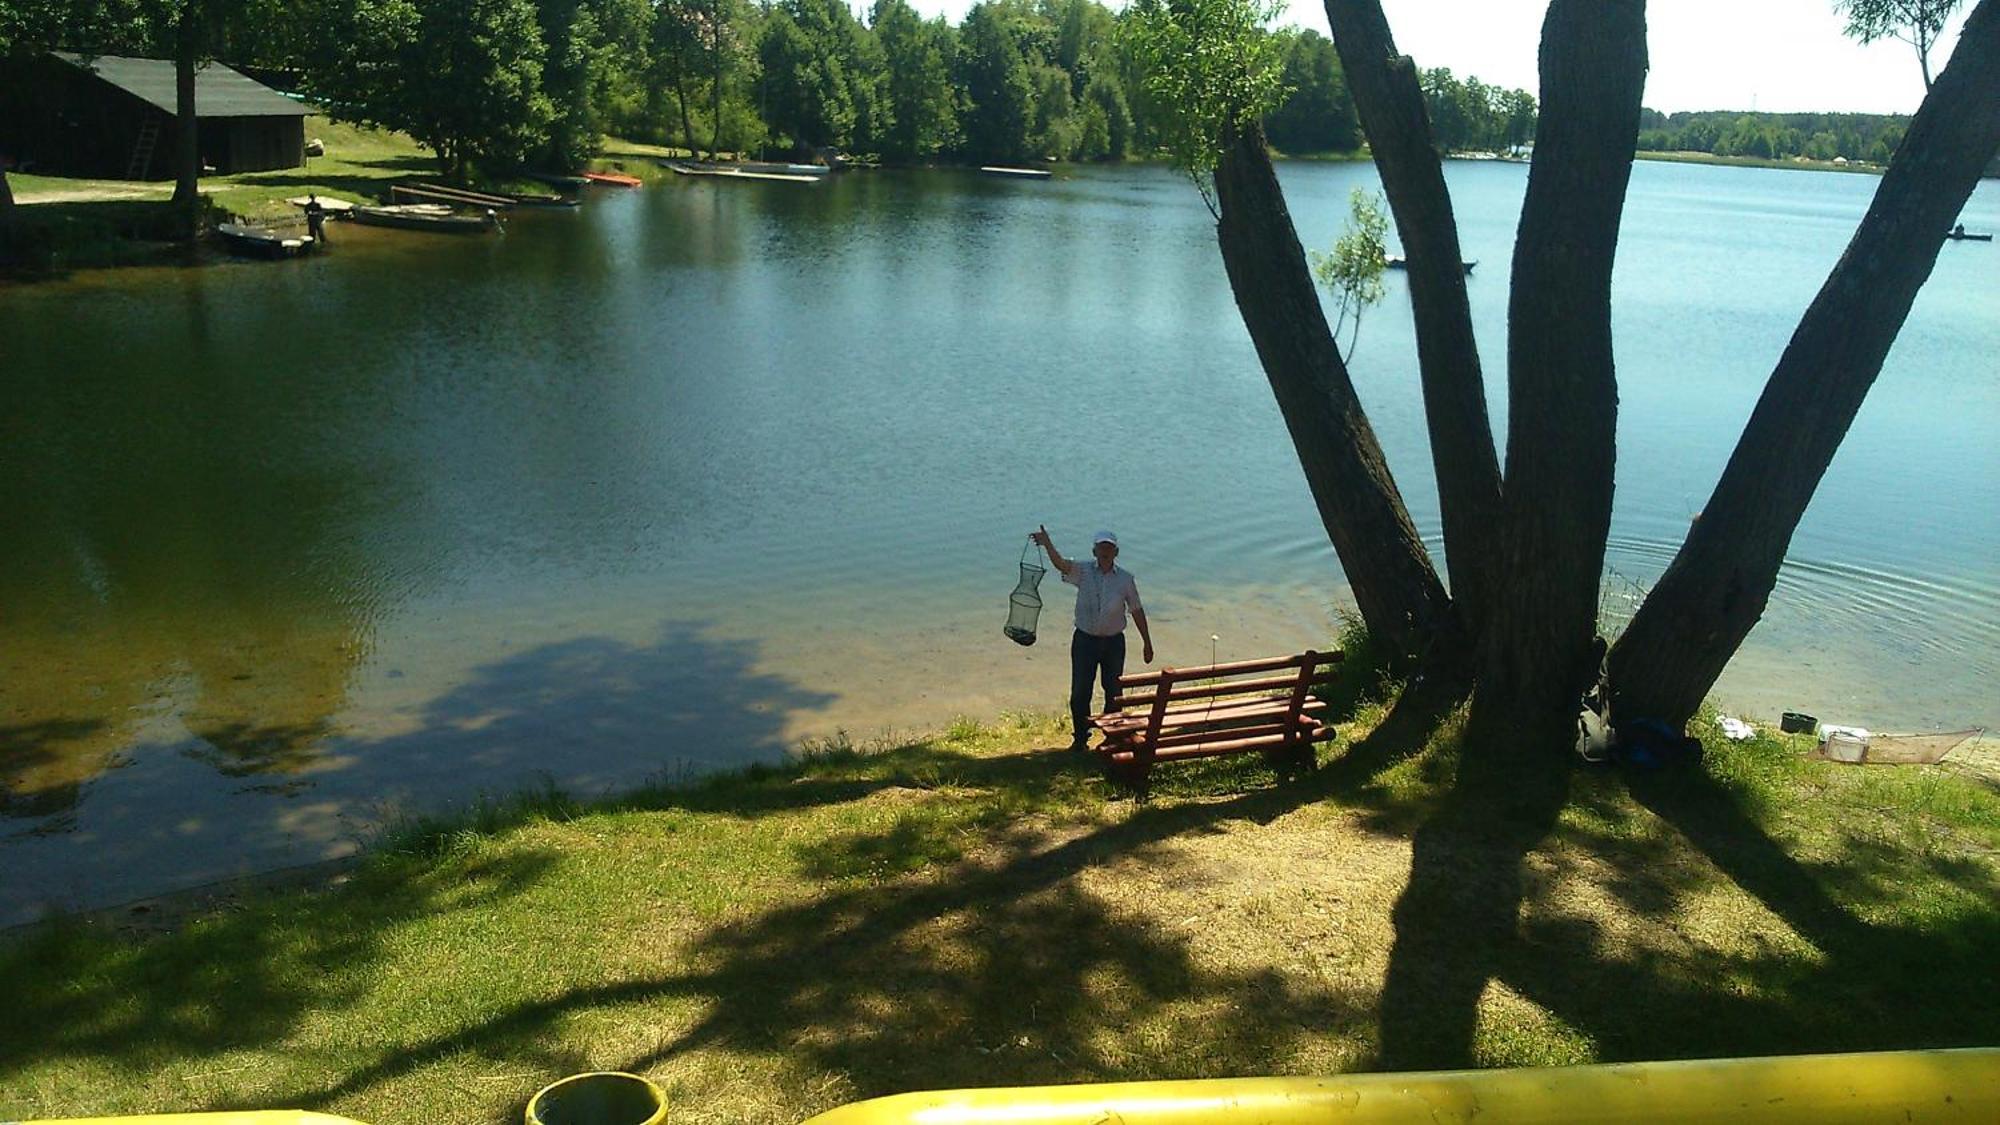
[[0, 52, 309, 180]]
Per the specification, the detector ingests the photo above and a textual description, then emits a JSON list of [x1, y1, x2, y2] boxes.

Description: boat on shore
[[215, 222, 314, 259], [349, 203, 501, 234], [582, 170, 643, 187], [1385, 255, 1476, 274]]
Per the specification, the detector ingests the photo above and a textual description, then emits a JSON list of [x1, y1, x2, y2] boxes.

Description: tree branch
[[1212, 122, 1453, 662], [1323, 0, 1501, 636], [1608, 0, 2000, 726]]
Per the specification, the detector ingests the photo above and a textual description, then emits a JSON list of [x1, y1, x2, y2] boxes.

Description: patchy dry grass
[[1, 694, 1994, 1125]]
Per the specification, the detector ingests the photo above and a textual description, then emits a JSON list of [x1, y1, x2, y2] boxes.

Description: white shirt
[[1064, 562, 1142, 637]]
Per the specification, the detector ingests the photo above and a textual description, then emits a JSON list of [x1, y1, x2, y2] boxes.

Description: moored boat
[[215, 222, 314, 258], [1385, 255, 1476, 274], [582, 170, 643, 187], [349, 203, 501, 234], [661, 160, 821, 183]]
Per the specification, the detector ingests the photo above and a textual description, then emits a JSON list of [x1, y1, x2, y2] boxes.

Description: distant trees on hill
[[1637, 108, 1910, 164]]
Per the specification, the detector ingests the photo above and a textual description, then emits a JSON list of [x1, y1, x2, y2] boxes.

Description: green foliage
[[1120, 0, 1287, 187], [875, 0, 961, 161], [1834, 0, 1964, 85], [1264, 28, 1355, 154], [957, 2, 1038, 160], [1636, 107, 1910, 163], [1308, 188, 1388, 361], [307, 0, 555, 179], [1419, 66, 1536, 153]]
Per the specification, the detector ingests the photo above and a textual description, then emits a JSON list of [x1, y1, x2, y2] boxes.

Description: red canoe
[[581, 171, 643, 187]]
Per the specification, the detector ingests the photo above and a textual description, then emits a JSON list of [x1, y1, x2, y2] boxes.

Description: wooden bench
[[1089, 650, 1345, 793]]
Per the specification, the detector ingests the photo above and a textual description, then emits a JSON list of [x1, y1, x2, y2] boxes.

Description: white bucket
[[1824, 731, 1867, 763]]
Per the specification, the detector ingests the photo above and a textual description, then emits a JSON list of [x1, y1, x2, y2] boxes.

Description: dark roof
[[51, 52, 310, 118]]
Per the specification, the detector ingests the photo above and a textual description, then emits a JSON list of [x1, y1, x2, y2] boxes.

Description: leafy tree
[[1264, 28, 1358, 154], [1835, 0, 1965, 88], [1081, 70, 1132, 157], [1308, 187, 1388, 360], [957, 2, 1036, 161], [308, 0, 555, 180], [1120, 0, 1286, 211], [875, 0, 959, 160]]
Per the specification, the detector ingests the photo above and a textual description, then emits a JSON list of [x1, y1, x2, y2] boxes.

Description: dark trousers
[[1070, 629, 1126, 743]]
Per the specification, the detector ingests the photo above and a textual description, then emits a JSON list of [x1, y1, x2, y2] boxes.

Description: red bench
[[1090, 650, 1345, 793]]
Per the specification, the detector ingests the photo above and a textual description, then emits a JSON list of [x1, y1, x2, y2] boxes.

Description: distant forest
[[1637, 108, 1911, 164]]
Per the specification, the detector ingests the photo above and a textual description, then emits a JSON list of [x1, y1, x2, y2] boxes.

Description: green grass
[[1, 700, 1993, 1125]]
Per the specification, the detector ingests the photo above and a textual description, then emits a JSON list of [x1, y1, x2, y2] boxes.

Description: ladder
[[126, 116, 162, 179]]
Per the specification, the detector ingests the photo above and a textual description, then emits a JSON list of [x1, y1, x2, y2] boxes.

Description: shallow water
[[3, 159, 1996, 922]]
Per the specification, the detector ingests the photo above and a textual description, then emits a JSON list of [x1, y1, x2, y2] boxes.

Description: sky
[[902, 0, 1975, 116]]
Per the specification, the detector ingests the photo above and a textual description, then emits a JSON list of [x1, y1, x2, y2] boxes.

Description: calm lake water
[[4, 159, 1996, 922]]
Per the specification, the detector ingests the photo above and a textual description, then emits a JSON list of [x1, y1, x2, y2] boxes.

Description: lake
[[3, 158, 1996, 924]]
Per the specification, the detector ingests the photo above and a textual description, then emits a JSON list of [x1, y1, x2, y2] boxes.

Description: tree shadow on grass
[[1493, 765, 2000, 1061], [202, 744, 1343, 1119], [1370, 716, 1999, 1072]]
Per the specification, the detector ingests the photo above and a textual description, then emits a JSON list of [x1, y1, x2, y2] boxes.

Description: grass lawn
[[2, 675, 1993, 1125]]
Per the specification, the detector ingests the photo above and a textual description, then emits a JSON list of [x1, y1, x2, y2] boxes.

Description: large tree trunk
[[1474, 0, 1647, 733], [1213, 123, 1453, 663], [1324, 0, 1501, 639], [1607, 1, 2000, 728], [170, 0, 202, 239]]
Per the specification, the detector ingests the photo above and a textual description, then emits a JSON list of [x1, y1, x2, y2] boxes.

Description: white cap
[[1092, 529, 1117, 546]]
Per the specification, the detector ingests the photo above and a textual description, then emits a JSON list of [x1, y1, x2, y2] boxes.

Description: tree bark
[[1324, 0, 1501, 638], [1213, 122, 1453, 663], [171, 0, 202, 238], [673, 44, 697, 155], [1607, 0, 2000, 728], [709, 0, 725, 159], [1474, 0, 1647, 732]]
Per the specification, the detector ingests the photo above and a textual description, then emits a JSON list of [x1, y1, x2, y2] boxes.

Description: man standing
[[303, 194, 327, 245], [1031, 524, 1155, 752]]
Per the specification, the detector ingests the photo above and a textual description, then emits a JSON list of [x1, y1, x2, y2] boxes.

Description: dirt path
[[15, 182, 173, 204]]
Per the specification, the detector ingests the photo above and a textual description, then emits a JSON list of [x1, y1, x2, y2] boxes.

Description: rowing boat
[[582, 171, 643, 187], [349, 203, 500, 234]]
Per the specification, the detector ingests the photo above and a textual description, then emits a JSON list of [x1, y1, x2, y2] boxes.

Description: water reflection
[[2, 623, 832, 923]]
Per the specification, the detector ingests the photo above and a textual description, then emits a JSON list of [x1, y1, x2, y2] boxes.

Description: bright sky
[[902, 0, 1974, 115]]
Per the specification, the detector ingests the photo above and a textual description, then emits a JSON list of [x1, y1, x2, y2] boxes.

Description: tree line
[[4, 0, 1538, 191], [1637, 108, 1911, 163]]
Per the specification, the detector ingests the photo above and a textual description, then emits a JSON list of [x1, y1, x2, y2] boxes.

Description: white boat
[[349, 203, 501, 234], [215, 222, 314, 258]]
